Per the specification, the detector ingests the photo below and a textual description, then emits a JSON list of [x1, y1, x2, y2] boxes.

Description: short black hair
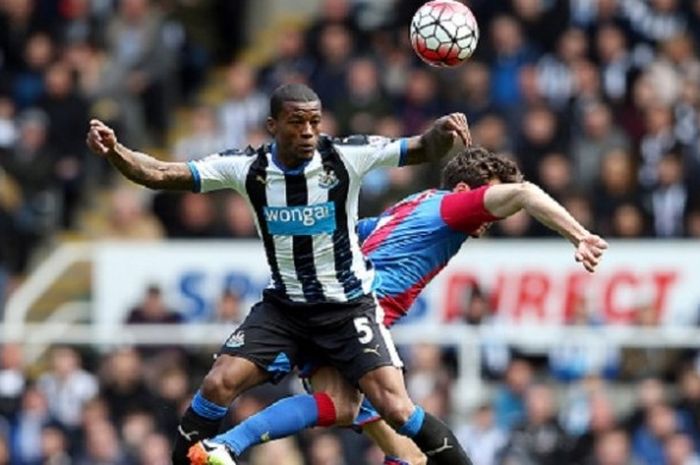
[[269, 83, 320, 119], [441, 146, 523, 189]]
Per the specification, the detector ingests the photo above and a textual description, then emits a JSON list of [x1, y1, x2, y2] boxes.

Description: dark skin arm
[[86, 119, 194, 191], [403, 112, 471, 165]]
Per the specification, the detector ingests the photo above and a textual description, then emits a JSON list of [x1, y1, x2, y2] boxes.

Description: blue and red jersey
[[359, 186, 498, 327]]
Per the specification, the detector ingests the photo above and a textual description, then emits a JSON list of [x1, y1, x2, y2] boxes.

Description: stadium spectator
[[571, 102, 631, 192], [649, 150, 689, 237], [310, 24, 355, 111], [334, 57, 390, 135], [632, 402, 682, 465], [98, 187, 164, 240], [592, 428, 637, 465], [488, 15, 536, 110], [0, 343, 25, 418], [593, 149, 642, 235], [665, 432, 700, 465], [308, 432, 347, 465], [104, 0, 174, 144], [570, 390, 621, 465], [218, 62, 267, 150], [99, 348, 154, 428], [501, 383, 570, 465], [36, 347, 98, 430], [74, 420, 129, 465], [126, 285, 182, 325], [456, 403, 507, 465], [248, 437, 305, 465], [172, 104, 227, 162], [219, 193, 257, 239], [39, 61, 88, 228], [11, 386, 52, 465], [0, 108, 58, 274], [40, 422, 71, 465], [0, 434, 8, 465], [136, 432, 172, 465], [494, 358, 533, 431], [213, 289, 244, 325]]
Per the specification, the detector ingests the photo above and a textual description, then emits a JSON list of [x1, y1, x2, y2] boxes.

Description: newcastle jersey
[[188, 134, 408, 303]]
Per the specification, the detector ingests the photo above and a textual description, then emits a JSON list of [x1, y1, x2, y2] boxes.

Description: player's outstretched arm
[[403, 113, 471, 165], [484, 182, 608, 272], [86, 119, 194, 191]]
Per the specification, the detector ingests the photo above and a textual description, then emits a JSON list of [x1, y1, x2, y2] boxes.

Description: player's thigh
[[363, 420, 426, 465], [312, 296, 404, 387], [201, 354, 269, 405], [309, 365, 363, 425], [212, 300, 304, 391]]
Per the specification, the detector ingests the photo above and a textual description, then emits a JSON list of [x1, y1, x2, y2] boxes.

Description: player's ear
[[266, 117, 276, 136], [453, 182, 471, 193]]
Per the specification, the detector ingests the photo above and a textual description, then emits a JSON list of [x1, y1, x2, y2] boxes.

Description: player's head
[[441, 146, 523, 190], [442, 146, 523, 237], [267, 83, 322, 164]]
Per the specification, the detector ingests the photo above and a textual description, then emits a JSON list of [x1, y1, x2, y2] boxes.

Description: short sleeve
[[440, 186, 500, 233], [187, 151, 253, 193], [334, 135, 409, 177]]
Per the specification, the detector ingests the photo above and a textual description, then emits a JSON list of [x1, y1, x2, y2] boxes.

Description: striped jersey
[[358, 186, 498, 326], [188, 134, 408, 303]]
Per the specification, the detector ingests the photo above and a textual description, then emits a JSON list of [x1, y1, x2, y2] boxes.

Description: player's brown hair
[[441, 146, 523, 189]]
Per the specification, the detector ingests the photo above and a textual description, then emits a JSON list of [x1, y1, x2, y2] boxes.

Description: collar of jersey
[[271, 143, 312, 175]]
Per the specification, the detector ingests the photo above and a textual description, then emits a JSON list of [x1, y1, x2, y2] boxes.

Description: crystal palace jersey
[[187, 134, 408, 303], [358, 186, 498, 326]]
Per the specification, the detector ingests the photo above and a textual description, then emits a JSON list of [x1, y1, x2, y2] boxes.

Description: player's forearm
[[404, 131, 455, 165], [520, 183, 588, 246], [106, 143, 193, 191]]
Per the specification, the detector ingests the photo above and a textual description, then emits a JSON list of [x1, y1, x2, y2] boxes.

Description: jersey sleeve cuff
[[187, 161, 202, 193], [398, 138, 409, 166]]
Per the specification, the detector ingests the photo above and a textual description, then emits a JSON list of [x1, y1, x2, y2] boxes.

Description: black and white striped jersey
[[188, 134, 409, 303]]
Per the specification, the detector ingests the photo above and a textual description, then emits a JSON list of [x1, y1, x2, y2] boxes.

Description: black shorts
[[219, 290, 403, 385]]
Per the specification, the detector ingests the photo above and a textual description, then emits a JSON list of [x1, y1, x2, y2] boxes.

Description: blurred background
[[1, 0, 700, 464]]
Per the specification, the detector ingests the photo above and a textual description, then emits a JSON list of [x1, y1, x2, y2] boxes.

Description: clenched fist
[[86, 119, 118, 156]]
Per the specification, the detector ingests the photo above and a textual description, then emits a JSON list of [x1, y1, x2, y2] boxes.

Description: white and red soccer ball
[[410, 0, 479, 67]]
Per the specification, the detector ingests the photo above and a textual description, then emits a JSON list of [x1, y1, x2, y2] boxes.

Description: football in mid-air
[[410, 0, 479, 67]]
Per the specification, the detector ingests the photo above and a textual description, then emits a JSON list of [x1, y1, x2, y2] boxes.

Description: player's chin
[[297, 143, 317, 157]]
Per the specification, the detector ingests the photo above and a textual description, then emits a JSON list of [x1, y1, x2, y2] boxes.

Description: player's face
[[268, 101, 322, 166]]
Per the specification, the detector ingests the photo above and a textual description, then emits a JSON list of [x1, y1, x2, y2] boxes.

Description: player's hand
[[86, 119, 118, 156], [433, 112, 471, 148], [575, 234, 608, 273]]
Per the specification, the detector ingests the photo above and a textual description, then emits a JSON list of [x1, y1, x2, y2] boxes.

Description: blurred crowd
[[1, 339, 700, 465], [2, 0, 700, 463]]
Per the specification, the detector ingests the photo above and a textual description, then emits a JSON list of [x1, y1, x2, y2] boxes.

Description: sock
[[384, 456, 410, 465], [171, 391, 228, 465], [213, 393, 336, 456], [396, 408, 473, 465]]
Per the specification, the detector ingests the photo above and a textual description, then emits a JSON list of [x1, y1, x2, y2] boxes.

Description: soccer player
[[86, 83, 475, 465], [199, 146, 608, 465]]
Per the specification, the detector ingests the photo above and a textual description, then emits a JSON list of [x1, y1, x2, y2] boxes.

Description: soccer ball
[[410, 0, 479, 67]]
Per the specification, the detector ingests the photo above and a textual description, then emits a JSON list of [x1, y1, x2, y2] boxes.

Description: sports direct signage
[[93, 240, 700, 327]]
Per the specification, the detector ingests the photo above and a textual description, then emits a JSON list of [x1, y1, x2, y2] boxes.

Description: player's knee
[[377, 397, 415, 427], [328, 392, 362, 426], [201, 363, 244, 403]]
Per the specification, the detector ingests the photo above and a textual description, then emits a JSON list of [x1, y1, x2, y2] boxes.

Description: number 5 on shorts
[[354, 317, 374, 344]]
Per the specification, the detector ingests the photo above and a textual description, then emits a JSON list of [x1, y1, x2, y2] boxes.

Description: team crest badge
[[224, 330, 245, 348], [319, 169, 339, 189]]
